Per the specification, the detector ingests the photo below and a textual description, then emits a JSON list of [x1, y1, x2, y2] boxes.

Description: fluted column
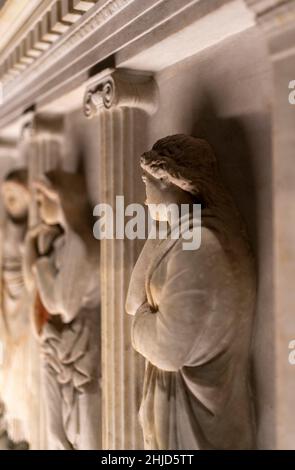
[[20, 113, 65, 450], [21, 114, 65, 226], [84, 70, 158, 449]]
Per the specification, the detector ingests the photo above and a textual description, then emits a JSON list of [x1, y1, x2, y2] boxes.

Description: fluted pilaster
[[84, 70, 158, 449], [21, 114, 65, 226], [19, 113, 66, 450]]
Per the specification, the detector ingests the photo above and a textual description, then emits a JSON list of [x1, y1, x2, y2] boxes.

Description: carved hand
[[136, 301, 156, 316], [23, 224, 49, 292]]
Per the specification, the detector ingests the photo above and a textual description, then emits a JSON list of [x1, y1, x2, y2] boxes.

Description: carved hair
[[141, 134, 222, 207], [4, 168, 28, 187], [141, 134, 252, 247]]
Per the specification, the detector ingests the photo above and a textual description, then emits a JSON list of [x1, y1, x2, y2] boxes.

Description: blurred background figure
[[0, 169, 31, 450]]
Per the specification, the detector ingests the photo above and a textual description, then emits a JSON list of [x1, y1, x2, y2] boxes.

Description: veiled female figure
[[0, 169, 31, 449], [126, 135, 256, 450], [24, 171, 101, 450]]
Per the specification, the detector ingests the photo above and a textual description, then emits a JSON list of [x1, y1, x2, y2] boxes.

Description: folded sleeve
[[35, 233, 92, 323], [132, 228, 238, 371]]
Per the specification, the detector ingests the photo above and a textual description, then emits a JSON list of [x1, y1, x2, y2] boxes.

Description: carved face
[[35, 186, 62, 226], [142, 170, 170, 221], [142, 170, 194, 222], [2, 181, 30, 219]]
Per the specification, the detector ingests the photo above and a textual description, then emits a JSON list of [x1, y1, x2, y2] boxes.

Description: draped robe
[[126, 213, 256, 450], [0, 221, 32, 445], [35, 229, 101, 450]]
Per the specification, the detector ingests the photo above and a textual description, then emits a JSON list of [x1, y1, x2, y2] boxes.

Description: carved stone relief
[[23, 170, 101, 450], [126, 134, 257, 449], [0, 169, 31, 449]]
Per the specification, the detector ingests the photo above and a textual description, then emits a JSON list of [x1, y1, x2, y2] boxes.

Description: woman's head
[[141, 170, 194, 221], [141, 134, 218, 220], [2, 168, 30, 220]]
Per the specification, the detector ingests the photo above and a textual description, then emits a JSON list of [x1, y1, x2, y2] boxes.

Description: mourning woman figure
[[0, 169, 31, 449], [126, 134, 256, 450], [24, 171, 101, 450]]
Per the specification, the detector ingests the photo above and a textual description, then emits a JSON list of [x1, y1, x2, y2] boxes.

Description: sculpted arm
[[35, 233, 91, 323], [131, 229, 236, 371]]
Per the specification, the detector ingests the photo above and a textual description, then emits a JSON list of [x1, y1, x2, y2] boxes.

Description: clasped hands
[[23, 223, 58, 291]]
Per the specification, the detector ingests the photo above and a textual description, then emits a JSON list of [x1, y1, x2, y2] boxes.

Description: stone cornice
[[0, 1, 132, 85], [0, 0, 135, 96], [0, 0, 45, 56], [0, 0, 256, 129]]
